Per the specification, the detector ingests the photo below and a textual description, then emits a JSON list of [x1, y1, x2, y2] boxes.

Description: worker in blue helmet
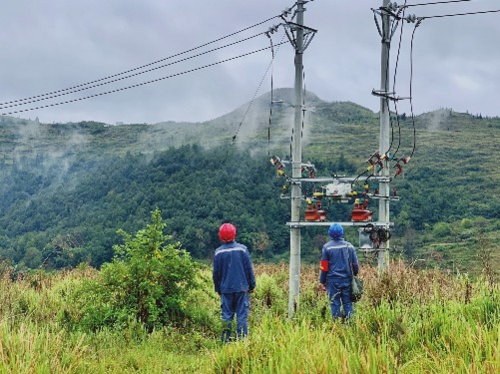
[[319, 223, 359, 320]]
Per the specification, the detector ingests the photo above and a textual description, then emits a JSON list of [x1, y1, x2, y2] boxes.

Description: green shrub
[[433, 222, 452, 237], [69, 208, 199, 331]]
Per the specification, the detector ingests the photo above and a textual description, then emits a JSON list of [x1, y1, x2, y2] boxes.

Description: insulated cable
[[268, 34, 275, 156], [0, 16, 281, 107], [420, 9, 500, 19], [1, 41, 290, 117], [0, 32, 270, 110], [392, 2, 500, 168], [265, 34, 288, 155], [389, 0, 408, 160], [408, 20, 423, 159], [405, 0, 472, 7], [231, 30, 286, 144]]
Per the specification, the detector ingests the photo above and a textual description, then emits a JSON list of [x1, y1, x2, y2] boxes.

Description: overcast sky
[[0, 0, 499, 124]]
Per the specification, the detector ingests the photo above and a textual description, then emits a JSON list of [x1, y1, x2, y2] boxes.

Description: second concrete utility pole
[[289, 0, 306, 318], [377, 0, 391, 273]]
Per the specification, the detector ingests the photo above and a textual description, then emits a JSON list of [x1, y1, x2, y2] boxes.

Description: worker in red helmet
[[213, 223, 256, 342]]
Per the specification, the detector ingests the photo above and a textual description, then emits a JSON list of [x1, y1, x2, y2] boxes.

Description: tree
[[72, 208, 199, 331]]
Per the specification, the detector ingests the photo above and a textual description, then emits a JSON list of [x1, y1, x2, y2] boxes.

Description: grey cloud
[[1, 0, 499, 124]]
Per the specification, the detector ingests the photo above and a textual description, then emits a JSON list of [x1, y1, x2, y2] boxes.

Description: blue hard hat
[[328, 223, 344, 239]]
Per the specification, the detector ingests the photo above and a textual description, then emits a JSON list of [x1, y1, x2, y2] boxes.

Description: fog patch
[[426, 109, 450, 132]]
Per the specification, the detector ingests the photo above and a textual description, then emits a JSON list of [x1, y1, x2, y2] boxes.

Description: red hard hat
[[219, 223, 237, 243]]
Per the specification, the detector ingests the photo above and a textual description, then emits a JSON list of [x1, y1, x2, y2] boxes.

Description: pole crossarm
[[291, 176, 392, 183], [371, 89, 411, 101], [284, 21, 318, 34], [286, 221, 394, 228], [282, 21, 317, 52]]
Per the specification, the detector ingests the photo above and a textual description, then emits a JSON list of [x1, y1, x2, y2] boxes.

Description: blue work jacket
[[319, 238, 359, 284], [213, 241, 256, 294]]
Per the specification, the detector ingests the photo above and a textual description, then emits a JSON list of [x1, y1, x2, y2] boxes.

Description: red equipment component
[[351, 198, 373, 222], [305, 199, 326, 222], [394, 163, 403, 177], [270, 156, 281, 165]]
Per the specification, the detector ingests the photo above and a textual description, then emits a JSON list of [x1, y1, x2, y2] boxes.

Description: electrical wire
[[268, 35, 275, 155], [358, 6, 399, 189], [301, 66, 306, 139], [1, 41, 290, 117], [408, 21, 422, 159], [395, 3, 500, 164], [405, 0, 472, 7], [373, 6, 396, 158], [0, 32, 274, 111], [389, 1, 408, 159], [0, 16, 281, 107], [397, 5, 500, 163], [420, 9, 500, 19], [351, 169, 370, 189], [231, 33, 287, 144], [352, 8, 392, 190], [266, 33, 284, 157]]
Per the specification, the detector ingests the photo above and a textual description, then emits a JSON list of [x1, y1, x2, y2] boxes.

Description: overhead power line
[[231, 30, 287, 145], [0, 16, 281, 107], [408, 21, 422, 160], [420, 9, 500, 19], [390, 0, 408, 159], [406, 0, 471, 7], [0, 31, 272, 110], [1, 41, 290, 117]]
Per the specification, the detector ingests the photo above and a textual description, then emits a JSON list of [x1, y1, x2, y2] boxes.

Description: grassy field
[[0, 261, 497, 373]]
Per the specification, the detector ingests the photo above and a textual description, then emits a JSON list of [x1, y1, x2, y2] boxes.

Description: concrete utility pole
[[289, 0, 306, 318], [378, 0, 391, 273]]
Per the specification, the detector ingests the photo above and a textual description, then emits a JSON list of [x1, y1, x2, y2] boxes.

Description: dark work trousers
[[327, 278, 354, 319], [220, 291, 250, 342]]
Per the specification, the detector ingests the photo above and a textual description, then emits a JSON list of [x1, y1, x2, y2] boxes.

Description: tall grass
[[0, 265, 217, 373], [0, 261, 497, 372], [214, 262, 500, 373]]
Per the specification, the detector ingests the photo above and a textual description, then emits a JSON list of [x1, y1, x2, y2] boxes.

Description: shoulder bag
[[348, 247, 364, 302]]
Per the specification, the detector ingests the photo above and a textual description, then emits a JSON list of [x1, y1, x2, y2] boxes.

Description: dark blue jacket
[[213, 241, 256, 294], [319, 238, 359, 284]]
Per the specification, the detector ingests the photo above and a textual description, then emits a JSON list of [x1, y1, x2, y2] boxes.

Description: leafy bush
[[68, 208, 199, 331]]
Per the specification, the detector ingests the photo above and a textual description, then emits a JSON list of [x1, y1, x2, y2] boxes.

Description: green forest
[[0, 90, 498, 373], [0, 89, 498, 275]]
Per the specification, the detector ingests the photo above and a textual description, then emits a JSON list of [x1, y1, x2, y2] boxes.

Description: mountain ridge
[[0, 88, 498, 274]]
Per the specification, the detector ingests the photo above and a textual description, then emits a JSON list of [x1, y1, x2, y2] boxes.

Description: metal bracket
[[371, 89, 410, 102], [293, 176, 392, 183], [367, 194, 400, 202], [282, 21, 317, 53], [286, 221, 394, 228]]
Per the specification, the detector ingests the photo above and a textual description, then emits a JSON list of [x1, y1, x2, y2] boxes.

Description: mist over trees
[[0, 89, 498, 273]]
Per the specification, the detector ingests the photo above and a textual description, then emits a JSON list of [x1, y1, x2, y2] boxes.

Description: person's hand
[[320, 283, 326, 292]]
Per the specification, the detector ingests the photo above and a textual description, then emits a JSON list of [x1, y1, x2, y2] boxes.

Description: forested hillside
[[0, 89, 498, 274]]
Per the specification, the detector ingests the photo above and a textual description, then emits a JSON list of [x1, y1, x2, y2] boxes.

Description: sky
[[0, 0, 499, 125]]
